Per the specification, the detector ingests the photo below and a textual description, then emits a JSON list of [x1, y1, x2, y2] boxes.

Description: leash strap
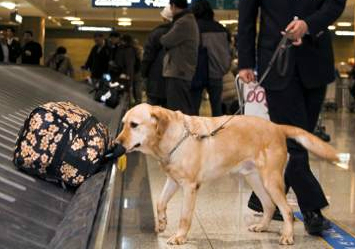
[[199, 35, 292, 139]]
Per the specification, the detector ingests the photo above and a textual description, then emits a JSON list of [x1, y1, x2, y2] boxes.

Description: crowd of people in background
[[0, 0, 234, 114], [77, 0, 233, 111], [142, 0, 232, 115], [0, 28, 43, 65]]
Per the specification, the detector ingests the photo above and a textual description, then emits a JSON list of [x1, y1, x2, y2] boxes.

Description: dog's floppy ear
[[150, 106, 169, 138]]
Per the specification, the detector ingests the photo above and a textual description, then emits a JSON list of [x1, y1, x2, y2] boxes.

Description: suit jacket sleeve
[[237, 0, 259, 70], [160, 18, 189, 49], [304, 0, 346, 36]]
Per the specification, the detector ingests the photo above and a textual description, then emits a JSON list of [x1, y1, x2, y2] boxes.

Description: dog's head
[[115, 103, 170, 154]]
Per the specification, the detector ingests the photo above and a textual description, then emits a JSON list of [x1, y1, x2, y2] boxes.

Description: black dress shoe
[[303, 210, 331, 236], [248, 199, 285, 221], [313, 125, 331, 142]]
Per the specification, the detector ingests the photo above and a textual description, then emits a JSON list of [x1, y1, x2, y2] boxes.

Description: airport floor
[[118, 110, 355, 249]]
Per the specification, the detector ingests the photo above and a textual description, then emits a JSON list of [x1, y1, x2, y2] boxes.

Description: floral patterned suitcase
[[13, 102, 110, 187]]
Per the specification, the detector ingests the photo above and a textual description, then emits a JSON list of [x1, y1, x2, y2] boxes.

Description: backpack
[[13, 102, 110, 187]]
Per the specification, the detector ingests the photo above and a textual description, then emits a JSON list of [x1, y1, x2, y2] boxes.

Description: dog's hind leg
[[260, 153, 294, 245], [156, 177, 179, 233], [167, 181, 199, 245], [239, 161, 275, 233]]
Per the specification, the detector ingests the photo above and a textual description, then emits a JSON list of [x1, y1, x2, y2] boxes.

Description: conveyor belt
[[0, 65, 125, 249]]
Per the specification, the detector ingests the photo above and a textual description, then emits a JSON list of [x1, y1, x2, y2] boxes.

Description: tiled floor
[[118, 109, 355, 249]]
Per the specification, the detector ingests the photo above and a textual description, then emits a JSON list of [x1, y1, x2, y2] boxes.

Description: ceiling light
[[118, 17, 132, 22], [48, 16, 52, 20], [0, 1, 16, 10], [337, 22, 352, 27], [64, 16, 81, 21], [335, 30, 355, 36], [71, 20, 84, 25], [78, 26, 113, 32], [53, 0, 59, 1], [118, 21, 131, 26], [328, 25, 336, 30], [219, 20, 238, 25]]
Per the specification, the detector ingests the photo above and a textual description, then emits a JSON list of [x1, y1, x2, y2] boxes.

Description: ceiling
[[0, 0, 353, 30]]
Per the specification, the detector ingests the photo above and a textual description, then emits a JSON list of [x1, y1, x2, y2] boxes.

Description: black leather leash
[[191, 34, 293, 140]]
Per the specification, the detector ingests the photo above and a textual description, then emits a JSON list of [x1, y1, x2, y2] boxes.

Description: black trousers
[[166, 77, 194, 115], [249, 74, 329, 212], [147, 95, 167, 107], [190, 79, 223, 117]]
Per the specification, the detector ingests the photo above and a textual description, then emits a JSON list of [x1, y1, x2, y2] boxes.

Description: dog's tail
[[278, 125, 339, 162]]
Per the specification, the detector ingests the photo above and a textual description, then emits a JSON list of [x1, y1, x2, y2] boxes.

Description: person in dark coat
[[6, 28, 21, 63], [160, 0, 199, 115], [0, 30, 9, 63], [114, 34, 136, 93], [83, 33, 110, 82], [238, 0, 346, 235], [108, 31, 121, 78], [21, 30, 42, 65], [141, 5, 173, 107], [190, 0, 231, 116]]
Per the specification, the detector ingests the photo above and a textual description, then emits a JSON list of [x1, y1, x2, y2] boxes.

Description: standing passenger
[[114, 34, 136, 95], [21, 31, 42, 65], [0, 30, 9, 63], [238, 0, 346, 235], [190, 0, 231, 116], [83, 33, 110, 83], [132, 39, 143, 104], [141, 5, 173, 107], [6, 28, 21, 63], [108, 31, 121, 79], [160, 0, 199, 114]]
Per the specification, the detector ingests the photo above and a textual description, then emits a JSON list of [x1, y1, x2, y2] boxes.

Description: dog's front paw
[[155, 218, 167, 233], [279, 234, 294, 245], [167, 234, 187, 245], [248, 223, 268, 233]]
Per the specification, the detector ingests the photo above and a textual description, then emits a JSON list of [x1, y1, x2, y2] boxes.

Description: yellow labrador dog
[[115, 103, 338, 246]]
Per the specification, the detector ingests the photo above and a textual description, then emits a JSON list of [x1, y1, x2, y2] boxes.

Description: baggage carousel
[[0, 65, 128, 249]]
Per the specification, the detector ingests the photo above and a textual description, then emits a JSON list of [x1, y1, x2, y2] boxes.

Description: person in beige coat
[[46, 46, 74, 78]]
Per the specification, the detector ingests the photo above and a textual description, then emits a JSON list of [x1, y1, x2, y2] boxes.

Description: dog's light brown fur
[[116, 104, 338, 246]]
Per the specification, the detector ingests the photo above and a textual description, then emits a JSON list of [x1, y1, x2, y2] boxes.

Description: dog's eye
[[130, 122, 138, 128]]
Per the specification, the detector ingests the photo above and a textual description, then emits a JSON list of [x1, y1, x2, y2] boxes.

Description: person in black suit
[[21, 30, 43, 65], [6, 27, 21, 63], [238, 0, 346, 235]]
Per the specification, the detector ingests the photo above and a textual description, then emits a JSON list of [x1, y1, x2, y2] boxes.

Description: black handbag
[[191, 33, 209, 90], [93, 74, 125, 108]]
